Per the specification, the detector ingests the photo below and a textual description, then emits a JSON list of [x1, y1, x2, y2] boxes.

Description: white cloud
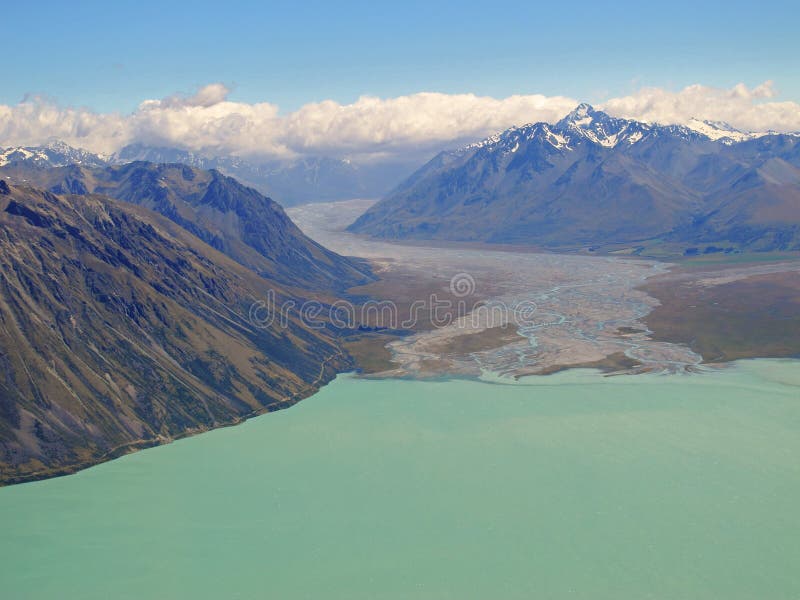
[[600, 81, 800, 132], [129, 87, 285, 156], [281, 92, 577, 157], [0, 96, 127, 155], [157, 82, 232, 108], [1, 81, 798, 161]]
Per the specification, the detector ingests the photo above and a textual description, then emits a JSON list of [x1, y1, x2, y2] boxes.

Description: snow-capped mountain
[[684, 118, 768, 144], [460, 103, 707, 157], [350, 104, 800, 254], [554, 103, 657, 147], [459, 103, 795, 160], [0, 140, 108, 168]]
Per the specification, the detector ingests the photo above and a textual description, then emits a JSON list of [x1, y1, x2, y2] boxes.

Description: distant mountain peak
[[0, 141, 108, 168], [562, 102, 597, 123], [554, 104, 645, 148], [454, 104, 754, 159], [701, 119, 740, 131], [43, 139, 83, 153], [684, 117, 763, 143]]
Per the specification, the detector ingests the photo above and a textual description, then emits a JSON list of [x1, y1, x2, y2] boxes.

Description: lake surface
[[2, 360, 799, 599]]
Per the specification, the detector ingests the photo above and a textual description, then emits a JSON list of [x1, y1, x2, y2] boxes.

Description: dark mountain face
[[0, 162, 373, 291], [0, 182, 354, 484], [348, 106, 800, 253]]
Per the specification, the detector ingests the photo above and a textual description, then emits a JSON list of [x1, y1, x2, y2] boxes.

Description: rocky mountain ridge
[[0, 161, 373, 291]]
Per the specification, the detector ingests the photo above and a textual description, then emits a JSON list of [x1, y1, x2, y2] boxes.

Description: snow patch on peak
[[685, 118, 762, 143], [626, 130, 643, 144], [568, 103, 594, 119], [463, 131, 504, 152], [546, 130, 570, 150], [556, 104, 642, 148], [560, 104, 596, 128]]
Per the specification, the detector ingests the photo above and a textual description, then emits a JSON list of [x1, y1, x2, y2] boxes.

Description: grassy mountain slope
[[0, 181, 351, 484]]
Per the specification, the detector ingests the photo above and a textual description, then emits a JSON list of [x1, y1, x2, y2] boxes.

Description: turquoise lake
[[1, 360, 799, 599]]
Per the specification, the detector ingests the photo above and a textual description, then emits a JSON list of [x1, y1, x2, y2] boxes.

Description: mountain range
[[349, 104, 800, 254], [0, 140, 108, 170], [3, 105, 800, 483], [0, 161, 372, 291], [1, 141, 413, 206]]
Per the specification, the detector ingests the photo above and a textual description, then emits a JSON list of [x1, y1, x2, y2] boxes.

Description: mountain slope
[[349, 105, 800, 253], [0, 180, 352, 484], [0, 161, 373, 291]]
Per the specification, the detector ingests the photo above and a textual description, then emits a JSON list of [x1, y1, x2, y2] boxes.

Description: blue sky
[[4, 0, 798, 113]]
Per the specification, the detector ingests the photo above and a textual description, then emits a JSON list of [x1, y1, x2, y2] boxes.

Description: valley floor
[[290, 200, 800, 378], [642, 260, 800, 362]]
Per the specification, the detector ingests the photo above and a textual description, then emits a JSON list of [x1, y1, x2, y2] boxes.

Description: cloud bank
[[1, 81, 798, 161], [602, 81, 800, 133]]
